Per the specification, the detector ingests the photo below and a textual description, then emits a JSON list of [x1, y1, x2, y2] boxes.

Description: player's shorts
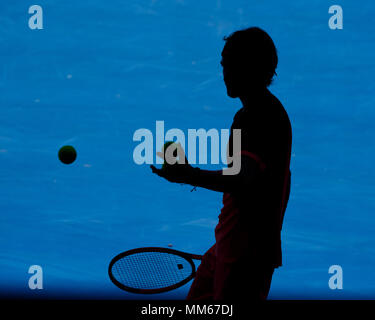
[[186, 244, 274, 301]]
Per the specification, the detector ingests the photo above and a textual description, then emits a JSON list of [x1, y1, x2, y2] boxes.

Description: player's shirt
[[215, 90, 292, 268]]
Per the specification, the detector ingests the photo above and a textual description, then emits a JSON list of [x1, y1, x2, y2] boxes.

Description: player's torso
[[216, 92, 292, 266]]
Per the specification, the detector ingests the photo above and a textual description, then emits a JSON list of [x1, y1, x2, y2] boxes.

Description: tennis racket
[[108, 247, 203, 294]]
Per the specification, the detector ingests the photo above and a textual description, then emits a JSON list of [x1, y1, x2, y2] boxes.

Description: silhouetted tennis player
[[151, 27, 292, 301]]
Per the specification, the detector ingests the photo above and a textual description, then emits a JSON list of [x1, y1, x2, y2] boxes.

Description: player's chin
[[226, 88, 239, 98]]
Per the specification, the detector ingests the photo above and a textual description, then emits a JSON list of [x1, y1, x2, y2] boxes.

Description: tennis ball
[[58, 145, 77, 164], [162, 141, 178, 169]]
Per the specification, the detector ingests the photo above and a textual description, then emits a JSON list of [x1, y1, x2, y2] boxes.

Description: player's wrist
[[184, 166, 201, 186]]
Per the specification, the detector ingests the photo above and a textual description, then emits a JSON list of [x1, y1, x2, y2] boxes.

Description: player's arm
[[187, 155, 261, 193], [150, 154, 262, 193]]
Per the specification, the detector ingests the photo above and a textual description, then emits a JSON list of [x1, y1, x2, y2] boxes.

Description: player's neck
[[240, 87, 270, 108]]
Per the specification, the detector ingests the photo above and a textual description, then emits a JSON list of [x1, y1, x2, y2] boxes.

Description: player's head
[[221, 27, 278, 98]]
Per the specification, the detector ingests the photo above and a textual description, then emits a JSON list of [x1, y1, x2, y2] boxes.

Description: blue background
[[0, 0, 374, 299]]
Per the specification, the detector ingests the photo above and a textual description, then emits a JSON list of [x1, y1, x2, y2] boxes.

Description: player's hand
[[150, 143, 193, 184]]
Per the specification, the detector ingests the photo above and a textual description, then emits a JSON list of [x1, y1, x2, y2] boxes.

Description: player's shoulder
[[268, 92, 291, 127], [233, 90, 290, 129]]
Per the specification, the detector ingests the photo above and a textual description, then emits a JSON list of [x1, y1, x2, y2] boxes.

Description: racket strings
[[112, 252, 192, 290]]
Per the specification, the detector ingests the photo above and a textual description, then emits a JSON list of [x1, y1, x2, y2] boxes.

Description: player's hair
[[223, 27, 278, 87]]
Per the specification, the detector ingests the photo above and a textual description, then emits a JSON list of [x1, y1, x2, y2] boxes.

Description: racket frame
[[108, 247, 202, 294]]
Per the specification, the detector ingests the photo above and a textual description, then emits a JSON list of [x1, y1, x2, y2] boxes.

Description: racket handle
[[190, 254, 203, 260]]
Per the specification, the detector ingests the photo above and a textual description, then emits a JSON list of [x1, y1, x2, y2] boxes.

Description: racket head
[[108, 247, 201, 294]]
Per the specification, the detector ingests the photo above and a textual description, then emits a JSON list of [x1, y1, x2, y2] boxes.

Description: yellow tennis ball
[[58, 145, 77, 165], [162, 141, 178, 169]]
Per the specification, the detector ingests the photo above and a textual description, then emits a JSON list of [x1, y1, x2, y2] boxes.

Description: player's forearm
[[185, 167, 244, 193]]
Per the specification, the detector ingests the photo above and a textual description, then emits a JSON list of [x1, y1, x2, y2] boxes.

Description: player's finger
[[150, 165, 161, 174]]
